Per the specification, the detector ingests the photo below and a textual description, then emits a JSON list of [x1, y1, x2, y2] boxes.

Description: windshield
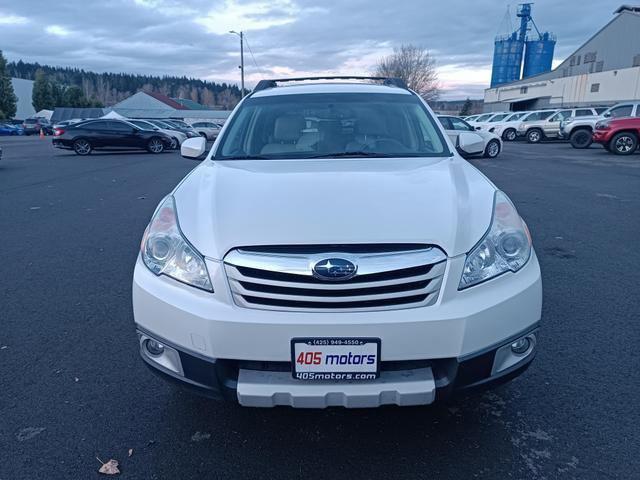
[[521, 111, 554, 121], [474, 113, 493, 122], [215, 92, 449, 159], [505, 112, 525, 121], [129, 120, 155, 130], [166, 119, 186, 127], [488, 113, 509, 122], [149, 120, 172, 128]]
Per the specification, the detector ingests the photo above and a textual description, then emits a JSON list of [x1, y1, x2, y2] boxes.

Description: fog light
[[145, 339, 165, 356], [511, 337, 530, 355]]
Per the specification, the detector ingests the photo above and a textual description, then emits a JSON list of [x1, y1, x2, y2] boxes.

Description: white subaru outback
[[133, 77, 542, 408]]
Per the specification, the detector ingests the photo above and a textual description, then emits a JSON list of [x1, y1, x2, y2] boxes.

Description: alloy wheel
[[486, 140, 500, 158], [148, 138, 164, 153], [614, 136, 634, 153], [73, 139, 91, 155], [528, 130, 541, 143]]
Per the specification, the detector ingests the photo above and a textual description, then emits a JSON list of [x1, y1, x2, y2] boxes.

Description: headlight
[[141, 196, 213, 291], [186, 131, 198, 138], [595, 120, 610, 130], [517, 123, 525, 130], [564, 118, 574, 125], [459, 191, 532, 289]]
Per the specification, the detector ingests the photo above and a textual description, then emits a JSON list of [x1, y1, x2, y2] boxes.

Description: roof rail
[[252, 76, 409, 93]]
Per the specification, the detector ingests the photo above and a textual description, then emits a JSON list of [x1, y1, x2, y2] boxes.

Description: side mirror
[[181, 136, 207, 160], [457, 132, 485, 156], [603, 112, 611, 118]]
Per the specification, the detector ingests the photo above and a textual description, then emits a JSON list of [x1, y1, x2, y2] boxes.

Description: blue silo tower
[[490, 3, 555, 87], [523, 32, 556, 78]]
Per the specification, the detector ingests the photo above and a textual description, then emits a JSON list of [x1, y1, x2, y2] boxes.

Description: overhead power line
[[243, 34, 264, 75]]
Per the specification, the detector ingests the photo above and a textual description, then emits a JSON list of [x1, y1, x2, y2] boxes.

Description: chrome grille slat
[[223, 246, 447, 312], [229, 277, 442, 303], [225, 262, 445, 290]]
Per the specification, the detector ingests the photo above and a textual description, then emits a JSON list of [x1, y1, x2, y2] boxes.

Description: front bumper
[[558, 127, 568, 139], [133, 250, 542, 407], [138, 325, 538, 407], [592, 130, 610, 144]]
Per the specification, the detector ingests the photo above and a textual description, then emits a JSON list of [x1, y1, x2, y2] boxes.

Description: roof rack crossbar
[[253, 76, 408, 92]]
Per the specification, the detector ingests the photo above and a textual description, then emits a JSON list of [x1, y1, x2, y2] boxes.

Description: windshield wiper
[[218, 155, 271, 160], [306, 151, 398, 158]]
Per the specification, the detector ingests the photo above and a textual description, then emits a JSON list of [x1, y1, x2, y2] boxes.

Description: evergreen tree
[[50, 82, 63, 107], [32, 70, 56, 111], [0, 50, 18, 119], [459, 97, 473, 116], [8, 60, 241, 108], [62, 85, 87, 107]]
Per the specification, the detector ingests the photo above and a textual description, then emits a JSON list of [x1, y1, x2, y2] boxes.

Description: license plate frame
[[290, 337, 381, 381]]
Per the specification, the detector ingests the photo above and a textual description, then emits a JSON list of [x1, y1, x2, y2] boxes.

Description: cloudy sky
[[0, 0, 627, 99]]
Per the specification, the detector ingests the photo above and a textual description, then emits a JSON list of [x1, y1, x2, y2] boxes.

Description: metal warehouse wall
[[484, 65, 640, 111], [553, 11, 640, 78]]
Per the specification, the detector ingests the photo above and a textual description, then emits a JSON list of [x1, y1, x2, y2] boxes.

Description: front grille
[[224, 246, 447, 312]]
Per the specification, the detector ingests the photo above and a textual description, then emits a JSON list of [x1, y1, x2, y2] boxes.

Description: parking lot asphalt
[[1, 136, 639, 480]]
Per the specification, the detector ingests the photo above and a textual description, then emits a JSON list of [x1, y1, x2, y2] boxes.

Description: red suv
[[593, 117, 640, 155]]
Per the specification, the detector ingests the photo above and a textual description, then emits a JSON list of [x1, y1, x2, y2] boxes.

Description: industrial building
[[10, 78, 36, 120], [484, 5, 640, 111]]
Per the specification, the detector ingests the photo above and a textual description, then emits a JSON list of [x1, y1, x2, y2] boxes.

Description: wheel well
[[613, 129, 638, 138], [571, 126, 593, 134]]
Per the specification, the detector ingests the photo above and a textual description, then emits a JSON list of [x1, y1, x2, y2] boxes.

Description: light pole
[[229, 30, 245, 97]]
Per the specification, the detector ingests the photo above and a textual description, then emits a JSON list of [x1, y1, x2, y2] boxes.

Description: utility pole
[[229, 30, 245, 97]]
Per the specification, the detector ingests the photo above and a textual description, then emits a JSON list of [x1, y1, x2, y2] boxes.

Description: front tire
[[483, 139, 501, 158], [569, 129, 593, 149], [609, 132, 638, 155], [527, 128, 543, 143], [502, 128, 517, 141], [73, 138, 92, 155], [147, 137, 165, 154]]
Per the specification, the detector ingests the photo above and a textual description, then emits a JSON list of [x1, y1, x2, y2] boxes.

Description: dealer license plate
[[291, 337, 380, 381]]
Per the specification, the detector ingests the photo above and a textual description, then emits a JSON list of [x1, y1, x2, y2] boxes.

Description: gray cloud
[[0, 0, 626, 98]]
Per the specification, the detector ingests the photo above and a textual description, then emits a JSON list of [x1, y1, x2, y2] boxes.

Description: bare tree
[[374, 44, 440, 101]]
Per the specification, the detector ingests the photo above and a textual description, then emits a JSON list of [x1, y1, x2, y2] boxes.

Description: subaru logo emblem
[[312, 258, 357, 281]]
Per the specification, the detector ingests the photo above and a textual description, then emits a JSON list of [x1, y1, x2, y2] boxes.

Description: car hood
[[173, 157, 496, 260]]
